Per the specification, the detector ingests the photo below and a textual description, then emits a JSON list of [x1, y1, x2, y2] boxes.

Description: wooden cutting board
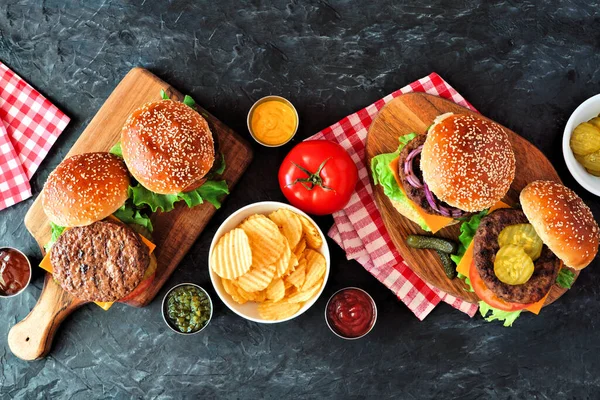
[[8, 68, 253, 360], [365, 92, 577, 305]]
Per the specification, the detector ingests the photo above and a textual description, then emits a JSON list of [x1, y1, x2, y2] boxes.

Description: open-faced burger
[[460, 180, 598, 325], [372, 113, 516, 233]]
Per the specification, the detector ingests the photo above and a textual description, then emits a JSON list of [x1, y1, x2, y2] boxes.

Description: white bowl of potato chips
[[209, 201, 330, 323]]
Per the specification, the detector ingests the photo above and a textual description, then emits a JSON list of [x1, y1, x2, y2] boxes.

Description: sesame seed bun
[[42, 152, 130, 227], [420, 113, 516, 212], [121, 99, 215, 195], [521, 180, 599, 270]]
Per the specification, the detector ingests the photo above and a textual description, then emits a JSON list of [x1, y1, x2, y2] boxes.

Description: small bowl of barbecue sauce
[[0, 247, 32, 298]]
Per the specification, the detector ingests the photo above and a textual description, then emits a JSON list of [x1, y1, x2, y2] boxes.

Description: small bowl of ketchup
[[0, 247, 32, 298], [325, 287, 377, 340]]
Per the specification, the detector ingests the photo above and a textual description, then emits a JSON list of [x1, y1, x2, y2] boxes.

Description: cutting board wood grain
[[8, 68, 253, 360], [365, 93, 577, 305]]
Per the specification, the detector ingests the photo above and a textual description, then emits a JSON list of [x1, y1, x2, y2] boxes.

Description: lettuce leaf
[[370, 133, 429, 230], [450, 210, 488, 265], [44, 222, 66, 252], [129, 180, 229, 212], [556, 268, 575, 289], [479, 301, 522, 327], [109, 142, 123, 157], [112, 203, 153, 232]]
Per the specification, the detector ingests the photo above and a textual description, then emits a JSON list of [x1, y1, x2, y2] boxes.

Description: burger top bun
[[420, 113, 516, 212], [121, 99, 215, 195], [521, 180, 599, 270], [42, 152, 130, 227]]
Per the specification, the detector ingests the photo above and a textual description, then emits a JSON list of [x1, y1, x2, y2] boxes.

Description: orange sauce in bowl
[[250, 100, 297, 146]]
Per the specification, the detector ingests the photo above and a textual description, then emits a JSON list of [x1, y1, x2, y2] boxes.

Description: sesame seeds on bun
[[420, 113, 516, 212], [521, 180, 599, 270], [42, 152, 130, 227], [121, 99, 215, 195]]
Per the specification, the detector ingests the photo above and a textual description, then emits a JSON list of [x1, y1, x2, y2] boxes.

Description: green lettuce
[[44, 222, 66, 252], [479, 302, 522, 327], [556, 268, 575, 289], [129, 180, 229, 213], [109, 142, 123, 157], [370, 133, 429, 230], [450, 210, 488, 266], [113, 202, 153, 232]]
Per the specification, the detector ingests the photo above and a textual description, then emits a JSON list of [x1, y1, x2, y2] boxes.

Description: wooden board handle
[[8, 274, 87, 360]]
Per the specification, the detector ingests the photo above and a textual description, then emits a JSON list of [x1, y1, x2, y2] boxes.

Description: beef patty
[[473, 208, 561, 304], [51, 219, 150, 302]]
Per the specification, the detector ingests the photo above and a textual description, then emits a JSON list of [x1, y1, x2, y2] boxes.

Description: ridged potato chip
[[266, 278, 285, 302], [285, 280, 323, 303], [274, 239, 292, 277], [285, 259, 306, 289], [297, 214, 323, 249], [303, 249, 326, 290], [237, 263, 276, 293], [287, 252, 299, 275], [240, 215, 285, 267], [268, 209, 303, 250], [258, 301, 302, 320], [294, 238, 307, 259], [221, 279, 247, 305], [211, 228, 253, 279]]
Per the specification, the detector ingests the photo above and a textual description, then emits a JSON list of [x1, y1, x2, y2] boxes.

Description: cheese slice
[[40, 219, 156, 311], [388, 157, 454, 233], [455, 202, 548, 315]]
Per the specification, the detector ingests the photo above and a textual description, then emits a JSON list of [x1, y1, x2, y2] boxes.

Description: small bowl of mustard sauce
[[0, 247, 32, 298], [247, 95, 299, 147]]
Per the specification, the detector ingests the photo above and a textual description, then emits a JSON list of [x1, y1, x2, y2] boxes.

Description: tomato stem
[[288, 158, 335, 191]]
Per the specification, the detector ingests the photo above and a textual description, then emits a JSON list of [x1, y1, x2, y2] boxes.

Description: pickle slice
[[589, 117, 600, 130], [578, 150, 600, 172], [570, 122, 600, 156], [494, 245, 534, 285], [498, 223, 543, 261]]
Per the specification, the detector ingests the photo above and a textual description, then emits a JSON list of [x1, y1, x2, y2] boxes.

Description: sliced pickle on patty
[[570, 122, 600, 156], [498, 223, 543, 261], [494, 245, 535, 285]]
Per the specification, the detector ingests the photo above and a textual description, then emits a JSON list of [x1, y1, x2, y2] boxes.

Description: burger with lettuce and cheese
[[372, 112, 516, 233]]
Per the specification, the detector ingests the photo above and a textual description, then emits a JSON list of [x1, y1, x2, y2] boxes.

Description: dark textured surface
[[1, 0, 599, 398]]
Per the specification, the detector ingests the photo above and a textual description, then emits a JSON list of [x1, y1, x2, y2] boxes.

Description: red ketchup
[[0, 248, 31, 296], [326, 288, 376, 339]]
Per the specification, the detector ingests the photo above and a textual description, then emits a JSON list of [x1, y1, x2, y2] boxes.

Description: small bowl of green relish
[[162, 283, 213, 335]]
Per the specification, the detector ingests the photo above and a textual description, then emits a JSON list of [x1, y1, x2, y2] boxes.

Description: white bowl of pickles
[[563, 93, 600, 196]]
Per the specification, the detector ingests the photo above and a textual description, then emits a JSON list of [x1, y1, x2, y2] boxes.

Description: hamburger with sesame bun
[[371, 112, 516, 233], [115, 97, 229, 213], [41, 152, 157, 305], [460, 180, 599, 326], [121, 99, 215, 195]]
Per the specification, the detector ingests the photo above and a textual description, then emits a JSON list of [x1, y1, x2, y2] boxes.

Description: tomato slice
[[469, 261, 531, 312]]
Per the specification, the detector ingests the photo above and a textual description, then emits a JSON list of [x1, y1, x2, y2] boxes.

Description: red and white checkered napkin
[[308, 73, 479, 320], [0, 61, 70, 211]]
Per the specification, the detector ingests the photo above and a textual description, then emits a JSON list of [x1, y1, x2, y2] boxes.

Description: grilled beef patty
[[51, 219, 150, 302], [473, 208, 561, 304]]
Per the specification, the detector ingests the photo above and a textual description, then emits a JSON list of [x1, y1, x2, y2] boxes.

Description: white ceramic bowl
[[209, 201, 330, 324], [563, 93, 600, 196]]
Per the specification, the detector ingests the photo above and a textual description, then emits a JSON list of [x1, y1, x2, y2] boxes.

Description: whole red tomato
[[278, 140, 358, 215]]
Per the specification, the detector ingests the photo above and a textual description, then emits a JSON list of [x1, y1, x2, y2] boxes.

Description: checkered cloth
[[0, 62, 70, 210], [308, 73, 479, 320]]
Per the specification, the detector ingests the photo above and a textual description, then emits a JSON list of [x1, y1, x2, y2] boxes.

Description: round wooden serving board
[[365, 92, 577, 305]]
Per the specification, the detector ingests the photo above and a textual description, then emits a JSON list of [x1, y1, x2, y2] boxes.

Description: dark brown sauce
[[0, 248, 30, 296]]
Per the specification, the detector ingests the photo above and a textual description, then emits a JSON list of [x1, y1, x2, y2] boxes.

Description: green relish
[[166, 285, 212, 333]]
